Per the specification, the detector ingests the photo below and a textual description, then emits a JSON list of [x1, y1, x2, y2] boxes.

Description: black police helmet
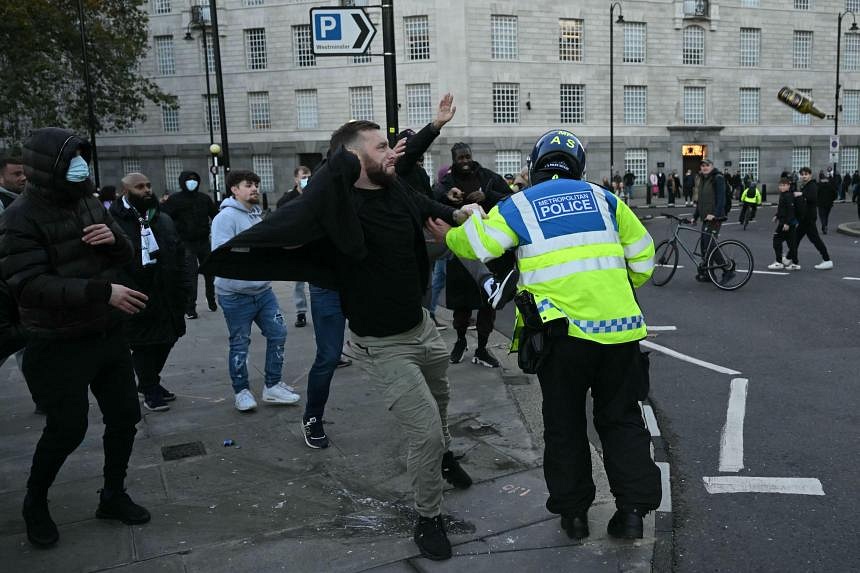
[[527, 129, 586, 183]]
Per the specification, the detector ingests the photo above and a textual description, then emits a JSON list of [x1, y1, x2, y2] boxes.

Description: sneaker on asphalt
[[449, 339, 467, 364], [767, 261, 785, 270], [814, 260, 834, 270], [441, 451, 472, 489], [143, 391, 169, 412], [467, 318, 477, 331], [782, 256, 792, 267], [488, 268, 520, 310], [472, 347, 500, 368], [157, 384, 176, 402], [262, 382, 301, 405], [786, 263, 802, 270], [413, 515, 452, 561], [207, 299, 218, 312], [561, 512, 589, 539], [302, 416, 329, 449], [96, 489, 151, 525], [336, 357, 353, 368], [234, 388, 258, 412], [430, 314, 448, 331], [185, 311, 198, 320], [607, 508, 645, 539], [294, 313, 307, 328], [22, 494, 58, 547]]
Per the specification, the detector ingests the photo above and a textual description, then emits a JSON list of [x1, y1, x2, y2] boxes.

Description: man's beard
[[452, 161, 473, 178], [128, 193, 158, 213], [364, 155, 395, 186]]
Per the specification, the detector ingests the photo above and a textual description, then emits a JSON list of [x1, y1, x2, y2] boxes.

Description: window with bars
[[848, 0, 860, 12], [406, 84, 432, 126], [350, 86, 374, 121], [162, 104, 180, 133], [741, 0, 760, 5], [154, 35, 175, 75], [496, 150, 522, 177], [794, 0, 810, 9], [844, 90, 860, 124], [293, 25, 316, 67], [625, 149, 648, 185], [623, 22, 646, 63], [739, 28, 760, 67], [244, 0, 264, 6], [122, 158, 142, 175], [296, 89, 318, 129], [683, 26, 705, 65], [164, 157, 183, 192], [249, 92, 271, 130], [202, 32, 215, 74], [422, 153, 435, 185], [153, 0, 171, 15], [492, 83, 519, 124], [623, 85, 647, 125], [793, 88, 812, 125], [792, 147, 811, 172], [684, 87, 705, 125], [559, 19, 583, 62], [203, 95, 220, 132], [793, 31, 812, 69], [404, 16, 430, 60], [560, 84, 585, 124], [845, 33, 860, 72], [739, 88, 759, 125], [738, 148, 759, 181], [841, 146, 859, 172], [244, 28, 267, 70], [253, 155, 274, 193], [491, 15, 518, 60]]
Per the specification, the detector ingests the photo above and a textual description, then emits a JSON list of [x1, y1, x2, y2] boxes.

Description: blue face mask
[[300, 177, 309, 189], [185, 179, 199, 191], [65, 155, 90, 182]]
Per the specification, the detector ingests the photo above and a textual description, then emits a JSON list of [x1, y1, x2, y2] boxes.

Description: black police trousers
[[183, 238, 216, 313], [536, 336, 661, 515], [23, 329, 141, 498]]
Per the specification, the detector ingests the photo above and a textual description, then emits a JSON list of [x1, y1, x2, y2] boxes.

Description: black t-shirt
[[338, 186, 424, 337]]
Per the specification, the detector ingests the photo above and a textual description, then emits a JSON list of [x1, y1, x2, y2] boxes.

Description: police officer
[[427, 129, 661, 540]]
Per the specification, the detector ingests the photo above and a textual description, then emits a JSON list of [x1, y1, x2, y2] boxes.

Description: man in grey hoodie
[[211, 170, 300, 411]]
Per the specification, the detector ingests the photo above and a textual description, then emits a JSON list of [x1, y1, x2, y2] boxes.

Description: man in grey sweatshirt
[[211, 170, 300, 411]]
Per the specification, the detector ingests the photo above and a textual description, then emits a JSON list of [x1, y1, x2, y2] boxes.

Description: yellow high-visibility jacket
[[740, 187, 762, 205]]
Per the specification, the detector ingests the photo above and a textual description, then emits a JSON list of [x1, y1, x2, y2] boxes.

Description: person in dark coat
[[816, 172, 837, 234], [111, 172, 188, 412], [794, 167, 833, 269]]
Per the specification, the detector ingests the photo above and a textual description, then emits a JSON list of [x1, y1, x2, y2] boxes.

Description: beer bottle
[[777, 87, 826, 119]]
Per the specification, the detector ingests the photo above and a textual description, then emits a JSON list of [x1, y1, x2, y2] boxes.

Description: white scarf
[[122, 196, 160, 266]]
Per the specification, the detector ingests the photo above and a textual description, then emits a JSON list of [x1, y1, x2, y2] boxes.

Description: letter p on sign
[[315, 14, 341, 40]]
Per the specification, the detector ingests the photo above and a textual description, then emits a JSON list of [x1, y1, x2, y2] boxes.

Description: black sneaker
[[488, 268, 519, 310], [472, 347, 500, 368], [207, 299, 218, 312], [336, 357, 352, 368], [96, 489, 151, 525], [607, 508, 645, 539], [430, 315, 448, 331], [413, 515, 452, 561], [295, 313, 307, 328], [185, 311, 198, 320], [450, 339, 467, 364], [561, 512, 589, 539], [441, 451, 472, 489], [157, 384, 176, 402], [22, 493, 58, 547], [143, 391, 169, 412], [302, 416, 329, 449]]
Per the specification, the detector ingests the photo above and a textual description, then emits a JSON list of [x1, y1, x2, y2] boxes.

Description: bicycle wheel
[[707, 239, 753, 291], [651, 239, 678, 286]]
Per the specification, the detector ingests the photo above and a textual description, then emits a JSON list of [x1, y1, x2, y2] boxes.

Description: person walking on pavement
[[211, 169, 300, 412], [683, 169, 695, 206], [111, 172, 189, 412], [794, 167, 834, 269], [816, 171, 836, 235], [0, 128, 152, 547], [429, 128, 661, 541], [768, 177, 800, 270], [622, 169, 635, 201], [161, 170, 218, 318]]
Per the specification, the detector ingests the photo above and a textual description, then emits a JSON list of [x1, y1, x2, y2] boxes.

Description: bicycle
[[651, 213, 754, 291], [739, 204, 756, 230]]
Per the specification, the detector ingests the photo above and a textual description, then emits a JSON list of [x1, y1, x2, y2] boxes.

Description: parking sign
[[310, 8, 375, 55]]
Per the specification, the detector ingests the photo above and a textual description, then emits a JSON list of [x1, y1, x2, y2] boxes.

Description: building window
[[739, 88, 759, 125], [422, 153, 434, 185], [845, 33, 860, 72], [623, 22, 646, 63], [164, 157, 183, 192], [244, 0, 264, 6], [844, 90, 860, 124], [560, 84, 585, 124], [404, 15, 430, 60], [293, 25, 316, 68], [491, 15, 518, 60], [625, 149, 648, 185], [244, 28, 267, 70], [683, 26, 705, 65], [841, 146, 859, 173], [623, 85, 647, 125], [684, 87, 705, 125], [253, 155, 274, 194], [792, 147, 811, 172], [296, 89, 318, 129], [162, 104, 180, 133], [492, 83, 519, 124], [738, 148, 759, 181], [793, 31, 812, 69], [350, 86, 374, 121], [122, 158, 142, 175], [203, 95, 220, 132], [794, 0, 810, 9], [248, 92, 271, 130], [559, 19, 583, 62], [153, 0, 171, 15], [496, 150, 522, 178], [739, 28, 761, 67], [353, 53, 371, 63], [154, 35, 175, 75], [848, 1, 860, 12], [406, 83, 432, 126], [793, 88, 812, 125], [741, 0, 760, 5], [202, 32, 215, 74]]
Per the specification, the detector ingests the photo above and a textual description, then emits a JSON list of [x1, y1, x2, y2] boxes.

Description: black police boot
[[607, 507, 645, 539], [22, 492, 59, 547], [441, 451, 472, 489], [413, 515, 452, 560], [561, 512, 589, 539], [96, 489, 151, 525]]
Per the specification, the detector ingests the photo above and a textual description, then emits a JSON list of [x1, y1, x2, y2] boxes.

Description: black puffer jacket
[[161, 171, 218, 242], [110, 199, 187, 345], [0, 128, 134, 339]]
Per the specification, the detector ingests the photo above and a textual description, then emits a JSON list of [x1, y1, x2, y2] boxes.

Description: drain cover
[[162, 441, 207, 461]]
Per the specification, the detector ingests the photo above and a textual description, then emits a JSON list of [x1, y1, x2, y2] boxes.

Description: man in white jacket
[[211, 170, 300, 411]]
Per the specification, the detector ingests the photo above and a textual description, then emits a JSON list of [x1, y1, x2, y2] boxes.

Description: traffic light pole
[[382, 1, 399, 146], [209, 0, 230, 180]]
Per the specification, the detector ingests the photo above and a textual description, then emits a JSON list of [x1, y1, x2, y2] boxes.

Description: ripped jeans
[[218, 288, 287, 394]]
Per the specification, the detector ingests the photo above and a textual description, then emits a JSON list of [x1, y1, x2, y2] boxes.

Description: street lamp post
[[186, 12, 219, 202], [835, 10, 858, 159], [76, 0, 100, 187], [609, 3, 624, 179]]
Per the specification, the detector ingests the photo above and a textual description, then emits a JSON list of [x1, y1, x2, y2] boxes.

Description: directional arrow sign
[[310, 8, 376, 56]]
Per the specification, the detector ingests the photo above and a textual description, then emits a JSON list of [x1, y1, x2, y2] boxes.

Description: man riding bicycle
[[738, 182, 761, 225]]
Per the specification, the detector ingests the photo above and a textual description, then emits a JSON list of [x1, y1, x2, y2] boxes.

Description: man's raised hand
[[433, 93, 456, 130]]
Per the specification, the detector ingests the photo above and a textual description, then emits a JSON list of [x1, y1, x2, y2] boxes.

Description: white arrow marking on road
[[718, 378, 748, 472], [702, 477, 824, 495], [640, 340, 742, 375], [648, 325, 677, 331]]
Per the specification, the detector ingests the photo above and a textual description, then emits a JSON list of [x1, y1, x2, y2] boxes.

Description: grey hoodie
[[211, 197, 271, 295]]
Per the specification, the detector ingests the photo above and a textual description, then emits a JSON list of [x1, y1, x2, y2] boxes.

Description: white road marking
[[655, 264, 685, 269], [640, 340, 742, 375], [702, 476, 825, 496], [718, 378, 748, 472], [648, 325, 677, 331], [751, 270, 790, 276], [657, 462, 672, 512], [642, 404, 661, 437], [843, 277, 860, 281]]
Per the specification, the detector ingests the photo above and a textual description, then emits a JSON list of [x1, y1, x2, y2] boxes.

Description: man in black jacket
[[794, 167, 833, 269], [162, 170, 217, 318], [111, 172, 188, 412], [0, 128, 151, 547]]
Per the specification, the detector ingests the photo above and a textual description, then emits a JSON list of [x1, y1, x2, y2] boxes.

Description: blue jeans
[[218, 289, 287, 394], [305, 285, 346, 420], [293, 281, 308, 314], [427, 255, 449, 316]]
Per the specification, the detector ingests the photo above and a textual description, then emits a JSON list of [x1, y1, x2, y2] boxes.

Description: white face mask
[[185, 179, 199, 191], [299, 177, 309, 189]]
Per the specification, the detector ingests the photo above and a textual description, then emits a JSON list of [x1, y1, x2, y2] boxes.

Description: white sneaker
[[767, 261, 785, 270], [262, 382, 301, 405], [234, 389, 257, 412], [814, 260, 834, 270], [782, 257, 792, 267], [786, 263, 801, 270]]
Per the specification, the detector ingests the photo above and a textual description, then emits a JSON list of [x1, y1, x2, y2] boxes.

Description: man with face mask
[[110, 173, 189, 412], [0, 127, 151, 547]]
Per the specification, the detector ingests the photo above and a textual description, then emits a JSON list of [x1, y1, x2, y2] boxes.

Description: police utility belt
[[514, 290, 568, 374]]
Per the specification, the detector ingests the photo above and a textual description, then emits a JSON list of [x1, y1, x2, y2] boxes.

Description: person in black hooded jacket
[[0, 127, 151, 547], [161, 170, 218, 318]]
